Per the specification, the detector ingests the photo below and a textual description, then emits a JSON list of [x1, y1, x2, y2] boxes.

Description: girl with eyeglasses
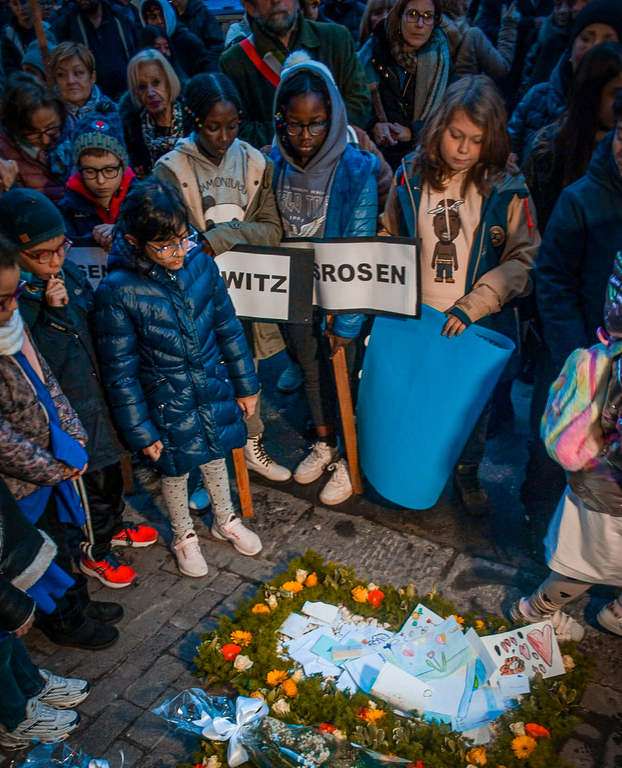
[[0, 73, 72, 203], [358, 0, 451, 170], [59, 112, 136, 252], [95, 178, 263, 578], [270, 54, 380, 507]]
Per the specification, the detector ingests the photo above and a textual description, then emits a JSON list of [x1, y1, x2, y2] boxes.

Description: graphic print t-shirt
[[199, 140, 248, 228], [418, 172, 483, 312]]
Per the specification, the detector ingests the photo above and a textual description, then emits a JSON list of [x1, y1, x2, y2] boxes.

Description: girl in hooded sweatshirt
[[269, 53, 380, 507]]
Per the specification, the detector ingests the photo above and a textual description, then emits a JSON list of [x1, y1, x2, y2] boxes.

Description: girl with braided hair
[[153, 72, 290, 508]]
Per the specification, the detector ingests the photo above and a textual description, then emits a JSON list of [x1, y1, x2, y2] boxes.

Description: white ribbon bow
[[193, 697, 269, 767]]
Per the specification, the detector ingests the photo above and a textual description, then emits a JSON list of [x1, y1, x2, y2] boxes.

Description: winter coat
[[219, 13, 372, 148], [0, 128, 67, 203], [0, 475, 57, 633], [0, 327, 87, 500], [442, 14, 517, 80], [58, 167, 136, 236], [508, 52, 570, 163], [19, 261, 125, 473], [381, 153, 539, 341], [270, 143, 380, 339], [172, 0, 224, 70], [519, 13, 569, 98], [322, 0, 366, 43], [0, 20, 54, 78], [94, 234, 259, 477], [138, 0, 210, 78], [536, 131, 622, 373]]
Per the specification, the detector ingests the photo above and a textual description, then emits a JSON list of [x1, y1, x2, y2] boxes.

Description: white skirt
[[544, 487, 622, 585]]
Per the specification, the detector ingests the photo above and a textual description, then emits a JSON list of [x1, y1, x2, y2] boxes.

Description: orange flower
[[356, 707, 386, 724], [475, 620, 485, 629], [282, 679, 298, 697], [452, 615, 465, 625], [319, 724, 337, 733], [511, 735, 537, 759], [221, 643, 241, 662], [267, 669, 288, 686], [305, 572, 318, 588], [367, 588, 385, 608], [252, 603, 271, 614], [525, 723, 551, 740], [250, 691, 266, 701], [352, 585, 369, 603], [466, 746, 487, 765], [230, 630, 252, 647], [282, 581, 303, 594]]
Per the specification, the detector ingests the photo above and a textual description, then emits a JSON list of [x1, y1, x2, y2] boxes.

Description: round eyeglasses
[[78, 164, 123, 180], [22, 239, 72, 264], [283, 121, 329, 137], [147, 235, 193, 261]]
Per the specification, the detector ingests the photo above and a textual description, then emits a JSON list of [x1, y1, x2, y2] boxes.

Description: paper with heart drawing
[[479, 620, 564, 684], [394, 603, 444, 644]]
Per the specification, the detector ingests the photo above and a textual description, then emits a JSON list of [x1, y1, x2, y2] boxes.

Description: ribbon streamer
[[193, 697, 269, 767]]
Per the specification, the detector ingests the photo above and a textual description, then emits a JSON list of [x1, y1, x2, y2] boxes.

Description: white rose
[[563, 654, 576, 671], [233, 655, 254, 672], [292, 669, 304, 683], [368, 583, 378, 591], [332, 729, 347, 742], [267, 594, 279, 610], [205, 756, 221, 768], [510, 722, 526, 736], [296, 569, 309, 583], [272, 699, 291, 715]]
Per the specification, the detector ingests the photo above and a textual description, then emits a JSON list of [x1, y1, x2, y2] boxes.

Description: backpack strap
[[239, 37, 281, 88]]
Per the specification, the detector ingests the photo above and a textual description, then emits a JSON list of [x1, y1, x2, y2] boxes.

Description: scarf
[[392, 26, 450, 122], [0, 311, 24, 356], [141, 100, 184, 165], [67, 83, 105, 121], [16, 129, 72, 180]]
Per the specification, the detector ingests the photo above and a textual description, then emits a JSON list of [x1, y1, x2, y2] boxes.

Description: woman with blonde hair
[[119, 49, 185, 178]]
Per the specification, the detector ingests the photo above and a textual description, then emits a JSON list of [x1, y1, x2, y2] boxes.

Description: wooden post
[[331, 346, 364, 495], [27, 0, 53, 88], [232, 447, 254, 517]]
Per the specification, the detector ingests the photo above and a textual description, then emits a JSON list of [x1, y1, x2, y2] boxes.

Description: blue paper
[[357, 305, 515, 509]]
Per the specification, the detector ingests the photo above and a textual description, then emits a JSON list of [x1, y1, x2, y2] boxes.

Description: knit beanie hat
[[0, 189, 65, 249], [569, 0, 622, 49], [72, 112, 128, 169], [21, 39, 56, 76]]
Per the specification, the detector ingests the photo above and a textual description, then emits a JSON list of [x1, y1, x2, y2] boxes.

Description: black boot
[[71, 574, 124, 625], [454, 465, 490, 517], [36, 602, 119, 650]]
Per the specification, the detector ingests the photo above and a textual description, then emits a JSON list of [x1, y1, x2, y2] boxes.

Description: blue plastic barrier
[[357, 305, 515, 509]]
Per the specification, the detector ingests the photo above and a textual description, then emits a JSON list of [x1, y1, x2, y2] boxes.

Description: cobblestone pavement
[[1, 472, 621, 768]]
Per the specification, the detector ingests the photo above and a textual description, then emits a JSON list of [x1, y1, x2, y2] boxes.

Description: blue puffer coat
[[94, 233, 259, 477]]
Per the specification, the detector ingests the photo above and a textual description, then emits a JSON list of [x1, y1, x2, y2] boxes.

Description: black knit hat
[[569, 0, 622, 49], [72, 111, 128, 168], [0, 188, 65, 249]]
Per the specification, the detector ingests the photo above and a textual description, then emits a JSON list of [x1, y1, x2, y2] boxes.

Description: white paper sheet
[[302, 601, 340, 625], [479, 620, 564, 683], [370, 663, 433, 714], [279, 613, 312, 639]]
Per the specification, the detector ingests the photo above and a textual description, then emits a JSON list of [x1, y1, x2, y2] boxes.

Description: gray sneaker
[[37, 669, 90, 709], [509, 598, 585, 642], [0, 698, 80, 751]]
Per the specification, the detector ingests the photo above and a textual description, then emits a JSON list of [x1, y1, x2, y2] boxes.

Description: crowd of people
[[1, 0, 622, 751]]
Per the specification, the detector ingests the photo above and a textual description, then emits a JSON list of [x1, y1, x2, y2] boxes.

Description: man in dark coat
[[321, 0, 365, 42], [220, 0, 371, 148], [170, 0, 224, 70], [53, 0, 139, 100]]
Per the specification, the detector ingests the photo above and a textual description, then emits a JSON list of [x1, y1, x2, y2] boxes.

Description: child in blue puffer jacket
[[269, 52, 380, 508]]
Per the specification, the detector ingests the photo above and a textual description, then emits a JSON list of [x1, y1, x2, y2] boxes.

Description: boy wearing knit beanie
[[58, 113, 135, 250]]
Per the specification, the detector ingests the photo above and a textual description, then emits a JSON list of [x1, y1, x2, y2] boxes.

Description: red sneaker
[[111, 523, 158, 548], [79, 554, 138, 588]]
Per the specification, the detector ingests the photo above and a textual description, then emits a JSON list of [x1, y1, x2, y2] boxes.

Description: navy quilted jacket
[[94, 233, 259, 477]]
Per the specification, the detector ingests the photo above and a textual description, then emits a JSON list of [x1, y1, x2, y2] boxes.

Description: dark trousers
[[0, 636, 44, 730], [458, 402, 492, 469], [80, 462, 125, 561]]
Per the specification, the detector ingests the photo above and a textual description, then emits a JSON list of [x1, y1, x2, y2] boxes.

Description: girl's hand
[[389, 123, 412, 143], [442, 314, 467, 338], [372, 122, 398, 147], [142, 440, 163, 462], [62, 462, 88, 480], [14, 614, 35, 638], [93, 223, 114, 252], [0, 158, 18, 193], [325, 330, 353, 358], [45, 277, 69, 308], [236, 393, 259, 418]]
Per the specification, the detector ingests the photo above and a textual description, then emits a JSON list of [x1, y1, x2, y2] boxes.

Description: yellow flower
[[252, 604, 271, 614], [267, 670, 288, 687], [282, 581, 303, 594], [250, 691, 266, 701], [305, 572, 318, 587], [475, 620, 485, 630], [466, 747, 487, 766], [230, 630, 252, 647], [352, 585, 369, 603], [282, 679, 298, 697], [511, 735, 537, 759]]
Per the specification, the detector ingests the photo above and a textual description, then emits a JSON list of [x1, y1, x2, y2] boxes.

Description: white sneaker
[[37, 669, 90, 709], [189, 486, 210, 511], [509, 598, 585, 642], [293, 441, 339, 484], [172, 530, 208, 577], [319, 459, 353, 506], [212, 516, 262, 556], [244, 435, 292, 482], [0, 698, 80, 751], [277, 362, 302, 393], [597, 601, 622, 636]]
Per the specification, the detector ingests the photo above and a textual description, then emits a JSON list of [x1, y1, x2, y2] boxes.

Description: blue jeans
[[0, 636, 44, 730]]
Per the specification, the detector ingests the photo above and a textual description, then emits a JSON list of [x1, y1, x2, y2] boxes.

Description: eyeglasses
[[147, 235, 193, 261], [283, 121, 328, 137], [22, 124, 62, 142], [78, 164, 123, 180], [22, 238, 72, 264], [0, 279, 26, 311], [402, 9, 436, 24]]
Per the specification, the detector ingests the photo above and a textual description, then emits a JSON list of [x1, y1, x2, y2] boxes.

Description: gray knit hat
[[21, 39, 56, 77], [72, 112, 128, 169]]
